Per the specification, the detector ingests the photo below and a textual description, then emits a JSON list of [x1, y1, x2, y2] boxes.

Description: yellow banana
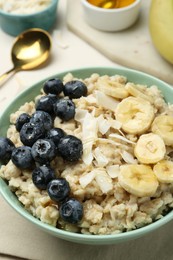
[[115, 96, 154, 134], [125, 82, 154, 104], [149, 0, 173, 64], [151, 115, 173, 146], [153, 160, 173, 183], [118, 164, 159, 197], [96, 78, 129, 99], [134, 133, 166, 164]]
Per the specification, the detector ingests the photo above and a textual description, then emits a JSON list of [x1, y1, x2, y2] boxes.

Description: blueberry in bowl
[[43, 78, 64, 95], [53, 98, 75, 121], [63, 80, 88, 99], [11, 146, 34, 169], [30, 110, 53, 130], [15, 113, 31, 132], [31, 139, 57, 164], [46, 128, 66, 146], [57, 135, 83, 162], [0, 137, 15, 164], [35, 95, 57, 114], [32, 165, 56, 190], [47, 178, 70, 202], [20, 122, 46, 147]]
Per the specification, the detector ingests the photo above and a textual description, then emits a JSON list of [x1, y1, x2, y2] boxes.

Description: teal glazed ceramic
[[0, 0, 58, 36], [0, 67, 173, 245]]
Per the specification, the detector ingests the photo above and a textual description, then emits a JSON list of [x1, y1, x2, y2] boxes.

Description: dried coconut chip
[[79, 170, 96, 188], [97, 115, 111, 135], [109, 133, 136, 144], [106, 165, 120, 178], [93, 147, 109, 167], [120, 150, 137, 164], [95, 169, 113, 194], [95, 90, 120, 111], [81, 112, 98, 165]]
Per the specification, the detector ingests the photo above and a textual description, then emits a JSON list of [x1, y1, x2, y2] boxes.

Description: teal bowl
[[1, 67, 173, 245], [0, 0, 58, 36]]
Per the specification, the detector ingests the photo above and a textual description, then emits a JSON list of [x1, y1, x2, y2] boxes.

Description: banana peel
[[149, 0, 173, 64]]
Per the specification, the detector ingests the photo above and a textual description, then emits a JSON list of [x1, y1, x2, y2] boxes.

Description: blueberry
[[35, 95, 57, 114], [47, 178, 70, 202], [31, 139, 57, 164], [0, 137, 15, 164], [43, 78, 64, 95], [32, 165, 56, 190], [20, 122, 46, 146], [30, 111, 53, 131], [15, 113, 31, 132], [54, 99, 75, 121], [59, 198, 83, 224], [46, 128, 66, 147], [63, 80, 87, 99], [11, 146, 34, 169], [57, 135, 83, 162]]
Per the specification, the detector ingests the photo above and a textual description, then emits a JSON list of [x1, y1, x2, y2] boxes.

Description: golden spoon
[[0, 28, 51, 84]]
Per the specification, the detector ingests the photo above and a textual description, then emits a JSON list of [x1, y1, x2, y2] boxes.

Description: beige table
[[0, 1, 173, 259]]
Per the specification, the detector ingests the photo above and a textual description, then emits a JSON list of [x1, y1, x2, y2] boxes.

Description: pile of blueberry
[[0, 78, 88, 225]]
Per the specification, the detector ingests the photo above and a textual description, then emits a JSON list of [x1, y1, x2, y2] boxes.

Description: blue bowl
[[0, 0, 59, 36]]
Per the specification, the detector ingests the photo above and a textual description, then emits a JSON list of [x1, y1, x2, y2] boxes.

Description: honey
[[87, 0, 136, 9]]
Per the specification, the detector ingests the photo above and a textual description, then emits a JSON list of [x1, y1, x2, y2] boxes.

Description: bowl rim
[[0, 65, 173, 243], [0, 0, 58, 17], [81, 0, 141, 13]]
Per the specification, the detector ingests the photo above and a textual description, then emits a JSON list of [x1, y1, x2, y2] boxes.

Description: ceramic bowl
[[0, 67, 173, 245], [81, 0, 141, 31], [0, 0, 59, 36]]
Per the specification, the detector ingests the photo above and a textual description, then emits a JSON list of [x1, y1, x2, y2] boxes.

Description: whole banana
[[149, 0, 173, 64]]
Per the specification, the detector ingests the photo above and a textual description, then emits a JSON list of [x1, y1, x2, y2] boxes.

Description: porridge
[[0, 0, 52, 14], [1, 72, 173, 235]]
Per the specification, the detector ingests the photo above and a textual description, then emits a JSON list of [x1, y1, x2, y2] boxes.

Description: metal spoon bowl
[[0, 28, 51, 83]]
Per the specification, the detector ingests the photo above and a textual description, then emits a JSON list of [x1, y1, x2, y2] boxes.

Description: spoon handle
[[0, 67, 16, 85]]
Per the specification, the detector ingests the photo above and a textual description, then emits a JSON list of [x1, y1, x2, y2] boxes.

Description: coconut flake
[[52, 30, 69, 49], [95, 90, 119, 111], [83, 94, 97, 104], [93, 147, 109, 167], [95, 169, 113, 194], [97, 115, 111, 135], [75, 109, 88, 123], [110, 119, 122, 130], [81, 112, 98, 165], [79, 170, 96, 188], [82, 141, 94, 165], [106, 165, 120, 178], [97, 138, 122, 146], [121, 151, 137, 164], [109, 133, 135, 144]]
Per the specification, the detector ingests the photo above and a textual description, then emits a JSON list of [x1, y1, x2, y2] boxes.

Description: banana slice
[[118, 164, 158, 197], [125, 83, 154, 104], [115, 96, 155, 134], [153, 160, 173, 183], [96, 78, 129, 99], [151, 115, 173, 146], [134, 133, 166, 164]]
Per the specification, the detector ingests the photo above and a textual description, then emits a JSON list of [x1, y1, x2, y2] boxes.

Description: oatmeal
[[1, 73, 173, 235]]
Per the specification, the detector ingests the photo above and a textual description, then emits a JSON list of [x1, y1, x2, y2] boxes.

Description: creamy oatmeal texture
[[0, 0, 51, 14], [1, 73, 173, 235]]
